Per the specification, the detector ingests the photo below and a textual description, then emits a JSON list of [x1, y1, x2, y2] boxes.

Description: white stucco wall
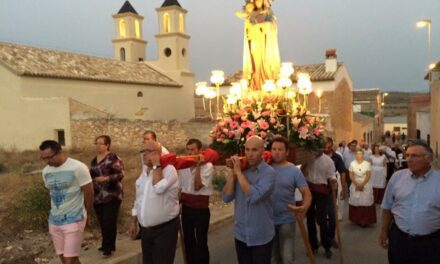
[[18, 75, 195, 121], [416, 111, 430, 141], [0, 66, 72, 150]]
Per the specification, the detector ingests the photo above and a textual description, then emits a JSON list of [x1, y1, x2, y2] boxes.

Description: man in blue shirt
[[270, 136, 311, 264], [379, 140, 440, 263], [223, 136, 276, 264]]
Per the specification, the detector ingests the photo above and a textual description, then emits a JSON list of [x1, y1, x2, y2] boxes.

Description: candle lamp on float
[[210, 70, 225, 120]]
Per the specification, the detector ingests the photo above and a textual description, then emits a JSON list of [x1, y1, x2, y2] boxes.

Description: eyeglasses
[[40, 151, 59, 161]]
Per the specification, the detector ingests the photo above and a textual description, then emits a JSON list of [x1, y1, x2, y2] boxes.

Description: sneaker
[[325, 249, 332, 259]]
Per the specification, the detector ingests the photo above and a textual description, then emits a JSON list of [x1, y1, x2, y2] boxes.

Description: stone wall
[[70, 118, 215, 152]]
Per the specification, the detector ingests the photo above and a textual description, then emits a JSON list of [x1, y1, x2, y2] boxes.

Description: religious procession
[[1, 0, 439, 264]]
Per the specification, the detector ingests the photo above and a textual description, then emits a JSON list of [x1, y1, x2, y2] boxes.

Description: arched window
[[120, 48, 126, 61], [135, 20, 141, 38], [163, 13, 171, 33], [137, 91, 143, 97], [119, 19, 126, 37], [179, 14, 185, 33]]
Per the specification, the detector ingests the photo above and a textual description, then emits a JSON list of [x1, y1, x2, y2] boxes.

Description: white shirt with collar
[[306, 154, 336, 185], [179, 162, 214, 196], [132, 164, 180, 227]]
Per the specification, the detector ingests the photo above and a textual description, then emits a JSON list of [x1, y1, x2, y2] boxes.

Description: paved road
[[175, 205, 388, 264]]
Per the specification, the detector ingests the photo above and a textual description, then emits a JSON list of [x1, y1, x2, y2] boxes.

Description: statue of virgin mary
[[236, 0, 280, 90]]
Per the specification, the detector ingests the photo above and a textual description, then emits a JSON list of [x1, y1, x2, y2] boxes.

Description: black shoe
[[325, 249, 332, 259], [331, 240, 339, 249], [102, 251, 112, 258]]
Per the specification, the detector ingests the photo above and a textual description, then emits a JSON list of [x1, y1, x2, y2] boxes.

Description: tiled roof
[[353, 89, 380, 101], [161, 0, 182, 8], [118, 1, 138, 15], [223, 63, 343, 86], [0, 42, 180, 87]]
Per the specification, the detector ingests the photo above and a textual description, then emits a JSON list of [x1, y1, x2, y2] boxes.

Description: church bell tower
[[155, 0, 190, 71], [112, 1, 147, 62]]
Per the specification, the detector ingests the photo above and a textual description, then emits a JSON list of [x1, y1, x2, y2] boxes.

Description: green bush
[[212, 175, 227, 192], [6, 180, 50, 231], [0, 162, 7, 173]]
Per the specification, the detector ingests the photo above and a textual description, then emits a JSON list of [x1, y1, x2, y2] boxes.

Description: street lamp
[[381, 92, 388, 107], [210, 70, 225, 119], [417, 19, 432, 69]]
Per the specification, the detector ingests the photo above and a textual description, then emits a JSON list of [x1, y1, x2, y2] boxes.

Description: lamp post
[[417, 19, 434, 69], [381, 92, 388, 107], [210, 70, 225, 119], [315, 89, 323, 113]]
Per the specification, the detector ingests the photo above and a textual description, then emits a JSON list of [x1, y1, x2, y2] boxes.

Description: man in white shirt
[[39, 140, 93, 264], [304, 151, 337, 259], [129, 140, 180, 264], [179, 138, 214, 264]]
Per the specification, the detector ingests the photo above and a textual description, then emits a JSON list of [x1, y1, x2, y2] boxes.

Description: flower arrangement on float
[[196, 63, 327, 159]]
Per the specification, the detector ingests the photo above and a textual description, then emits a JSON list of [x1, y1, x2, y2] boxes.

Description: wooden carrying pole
[[332, 190, 344, 264], [178, 217, 187, 264], [296, 217, 316, 264]]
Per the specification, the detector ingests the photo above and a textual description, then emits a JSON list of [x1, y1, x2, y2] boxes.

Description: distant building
[[383, 116, 407, 136], [426, 61, 440, 168], [383, 91, 425, 117], [214, 49, 354, 144], [0, 0, 196, 150], [407, 94, 430, 142], [352, 88, 383, 144]]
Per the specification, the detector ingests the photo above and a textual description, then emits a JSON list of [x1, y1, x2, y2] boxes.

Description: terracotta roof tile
[[0, 42, 180, 87], [223, 63, 343, 86]]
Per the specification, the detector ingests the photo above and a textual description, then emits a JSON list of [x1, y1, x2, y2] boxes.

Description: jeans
[[271, 222, 296, 264]]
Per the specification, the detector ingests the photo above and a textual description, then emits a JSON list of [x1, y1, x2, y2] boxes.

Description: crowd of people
[[38, 130, 439, 264]]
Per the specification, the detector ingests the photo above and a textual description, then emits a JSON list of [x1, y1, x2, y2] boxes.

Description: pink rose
[[257, 119, 270, 130], [270, 117, 277, 125], [224, 117, 232, 123], [298, 126, 309, 139], [222, 128, 229, 134], [230, 121, 239, 129], [259, 131, 268, 139], [241, 121, 250, 129], [313, 128, 320, 136], [232, 114, 241, 121], [262, 111, 271, 117], [246, 130, 255, 139], [228, 131, 235, 138]]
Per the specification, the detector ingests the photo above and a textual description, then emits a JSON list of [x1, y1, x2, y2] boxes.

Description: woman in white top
[[370, 144, 387, 204], [348, 149, 376, 227]]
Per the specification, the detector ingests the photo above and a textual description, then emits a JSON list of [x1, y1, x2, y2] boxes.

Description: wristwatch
[[152, 164, 161, 170]]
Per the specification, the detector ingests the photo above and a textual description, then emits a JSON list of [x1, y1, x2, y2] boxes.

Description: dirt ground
[[0, 148, 231, 264], [0, 192, 226, 264]]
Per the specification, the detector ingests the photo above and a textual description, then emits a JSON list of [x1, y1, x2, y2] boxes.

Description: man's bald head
[[244, 136, 265, 168], [245, 136, 265, 149]]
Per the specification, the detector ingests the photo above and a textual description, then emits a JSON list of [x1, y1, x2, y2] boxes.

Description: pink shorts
[[48, 218, 86, 257]]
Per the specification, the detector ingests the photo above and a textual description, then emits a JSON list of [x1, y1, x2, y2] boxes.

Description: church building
[[0, 0, 196, 150]]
